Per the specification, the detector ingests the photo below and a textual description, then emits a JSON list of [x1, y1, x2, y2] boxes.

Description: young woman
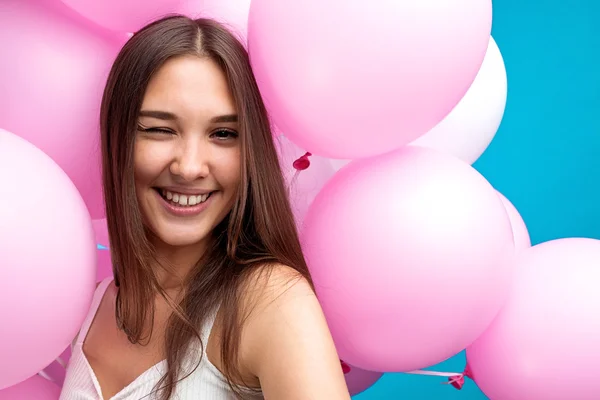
[[60, 15, 350, 400]]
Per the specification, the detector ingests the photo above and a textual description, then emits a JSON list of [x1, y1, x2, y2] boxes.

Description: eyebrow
[[138, 110, 177, 120], [211, 114, 238, 123], [138, 110, 238, 123]]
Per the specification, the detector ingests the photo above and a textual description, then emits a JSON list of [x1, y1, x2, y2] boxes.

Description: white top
[[60, 277, 264, 400]]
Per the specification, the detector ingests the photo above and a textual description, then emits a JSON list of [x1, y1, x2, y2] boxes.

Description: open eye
[[210, 129, 239, 140]]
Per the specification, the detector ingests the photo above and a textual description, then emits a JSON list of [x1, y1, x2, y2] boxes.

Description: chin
[[157, 231, 210, 248], [146, 221, 212, 248]]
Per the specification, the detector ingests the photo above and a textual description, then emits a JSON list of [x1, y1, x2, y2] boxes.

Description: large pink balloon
[[61, 0, 186, 32], [497, 192, 531, 252], [0, 0, 125, 218], [0, 375, 60, 400], [275, 136, 336, 227], [301, 146, 515, 372], [467, 238, 600, 400], [0, 130, 96, 389], [248, 0, 492, 159]]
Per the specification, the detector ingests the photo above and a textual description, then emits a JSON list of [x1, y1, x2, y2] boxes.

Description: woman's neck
[[151, 238, 211, 291]]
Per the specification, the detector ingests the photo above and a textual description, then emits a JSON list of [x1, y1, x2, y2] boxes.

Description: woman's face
[[134, 55, 241, 250]]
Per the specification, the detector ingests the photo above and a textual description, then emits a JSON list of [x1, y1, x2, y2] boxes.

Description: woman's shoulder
[[235, 262, 321, 351], [236, 262, 321, 364], [235, 262, 318, 351], [238, 263, 314, 313], [206, 264, 314, 385], [235, 264, 350, 398]]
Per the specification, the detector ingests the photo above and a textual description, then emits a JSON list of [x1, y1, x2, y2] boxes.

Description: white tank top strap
[[200, 304, 221, 350], [75, 276, 114, 346]]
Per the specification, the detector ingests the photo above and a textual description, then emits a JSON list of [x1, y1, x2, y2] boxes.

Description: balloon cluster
[[1, 1, 599, 399]]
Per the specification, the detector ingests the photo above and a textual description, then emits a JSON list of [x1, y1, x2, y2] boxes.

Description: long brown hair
[[100, 15, 312, 399]]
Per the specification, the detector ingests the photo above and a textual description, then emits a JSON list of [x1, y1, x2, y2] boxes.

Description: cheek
[[134, 140, 170, 185], [219, 151, 242, 189], [211, 146, 241, 188]]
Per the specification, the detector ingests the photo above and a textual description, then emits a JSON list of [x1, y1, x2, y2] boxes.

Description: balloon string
[[340, 360, 470, 390], [288, 151, 312, 196], [290, 170, 300, 189], [403, 369, 462, 377], [38, 370, 54, 382], [55, 356, 67, 369], [402, 364, 472, 390]]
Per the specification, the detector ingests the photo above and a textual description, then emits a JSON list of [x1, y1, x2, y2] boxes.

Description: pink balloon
[[61, 0, 186, 32], [343, 362, 383, 396], [275, 136, 336, 227], [0, 130, 96, 389], [0, 0, 125, 218], [497, 192, 531, 252], [92, 218, 113, 282], [182, 0, 251, 43], [467, 238, 600, 400], [0, 375, 60, 400], [248, 0, 492, 159], [301, 146, 515, 371]]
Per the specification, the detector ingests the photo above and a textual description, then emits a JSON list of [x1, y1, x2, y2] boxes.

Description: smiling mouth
[[155, 188, 213, 207]]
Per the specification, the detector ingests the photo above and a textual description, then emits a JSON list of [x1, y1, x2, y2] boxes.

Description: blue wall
[[356, 0, 600, 398]]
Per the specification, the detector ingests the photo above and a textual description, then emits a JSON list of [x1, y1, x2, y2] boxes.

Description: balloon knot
[[340, 360, 352, 374], [446, 364, 472, 390], [447, 374, 465, 390], [292, 152, 312, 171], [464, 363, 473, 379]]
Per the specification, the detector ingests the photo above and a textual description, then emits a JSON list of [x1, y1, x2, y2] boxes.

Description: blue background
[[356, 0, 600, 398]]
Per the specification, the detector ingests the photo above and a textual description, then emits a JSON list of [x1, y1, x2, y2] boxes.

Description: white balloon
[[410, 36, 507, 164]]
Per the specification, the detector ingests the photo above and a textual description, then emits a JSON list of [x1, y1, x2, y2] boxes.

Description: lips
[[157, 189, 212, 207]]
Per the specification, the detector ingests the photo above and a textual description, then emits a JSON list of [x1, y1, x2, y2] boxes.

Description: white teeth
[[161, 190, 211, 207]]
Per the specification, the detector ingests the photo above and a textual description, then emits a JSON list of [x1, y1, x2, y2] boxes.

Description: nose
[[169, 136, 210, 182]]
